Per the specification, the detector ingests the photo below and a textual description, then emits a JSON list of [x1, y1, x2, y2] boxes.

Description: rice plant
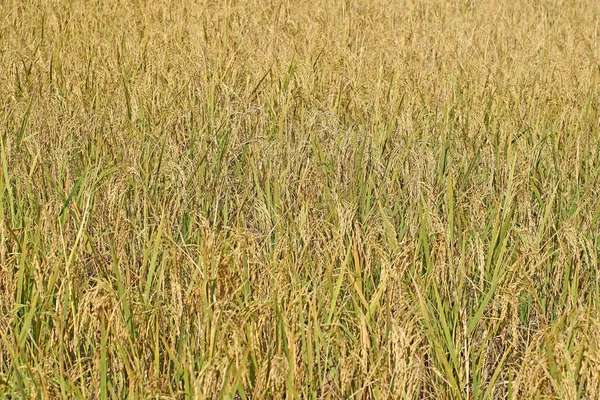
[[1, 0, 600, 398]]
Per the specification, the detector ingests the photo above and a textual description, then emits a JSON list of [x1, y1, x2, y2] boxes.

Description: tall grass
[[2, 0, 600, 398]]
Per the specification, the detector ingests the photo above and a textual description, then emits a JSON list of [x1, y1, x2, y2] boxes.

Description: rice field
[[2, 0, 600, 398]]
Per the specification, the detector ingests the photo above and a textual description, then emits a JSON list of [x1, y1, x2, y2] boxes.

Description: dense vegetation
[[2, 0, 600, 398]]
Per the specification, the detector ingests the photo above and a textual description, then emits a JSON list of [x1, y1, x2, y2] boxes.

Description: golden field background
[[2, 0, 600, 398]]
